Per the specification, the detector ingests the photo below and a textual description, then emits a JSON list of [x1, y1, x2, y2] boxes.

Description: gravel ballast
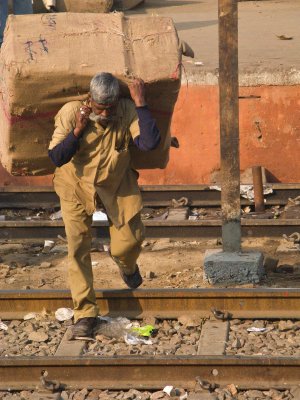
[[226, 319, 300, 357]]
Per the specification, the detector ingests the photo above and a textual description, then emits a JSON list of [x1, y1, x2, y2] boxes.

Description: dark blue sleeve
[[48, 130, 80, 167], [133, 105, 161, 151]]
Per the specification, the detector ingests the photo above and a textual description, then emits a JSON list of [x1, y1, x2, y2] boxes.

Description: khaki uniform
[[49, 98, 145, 321]]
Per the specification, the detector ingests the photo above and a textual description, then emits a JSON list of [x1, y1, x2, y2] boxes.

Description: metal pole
[[219, 0, 241, 252], [252, 166, 265, 212]]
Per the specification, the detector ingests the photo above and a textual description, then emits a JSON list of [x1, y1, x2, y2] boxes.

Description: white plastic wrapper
[[209, 185, 273, 202], [124, 333, 152, 345], [163, 386, 175, 396], [0, 321, 8, 331], [247, 327, 267, 333], [55, 308, 74, 321]]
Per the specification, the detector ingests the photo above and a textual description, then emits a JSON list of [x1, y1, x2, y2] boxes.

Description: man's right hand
[[74, 106, 91, 137]]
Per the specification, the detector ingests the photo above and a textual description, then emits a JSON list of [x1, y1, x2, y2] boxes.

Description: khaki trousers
[[60, 197, 145, 322]]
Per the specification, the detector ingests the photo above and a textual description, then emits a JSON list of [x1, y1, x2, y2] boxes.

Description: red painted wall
[[139, 85, 300, 184], [0, 85, 299, 186]]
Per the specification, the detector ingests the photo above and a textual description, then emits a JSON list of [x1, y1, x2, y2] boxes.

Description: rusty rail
[[1, 356, 299, 390], [0, 184, 299, 208], [1, 288, 300, 320], [0, 218, 299, 239], [1, 289, 300, 390]]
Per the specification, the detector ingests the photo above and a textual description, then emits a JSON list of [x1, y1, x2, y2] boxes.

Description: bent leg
[[110, 213, 145, 275], [60, 198, 99, 322]]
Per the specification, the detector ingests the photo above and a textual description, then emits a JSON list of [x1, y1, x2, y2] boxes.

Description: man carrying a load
[[48, 72, 160, 338]]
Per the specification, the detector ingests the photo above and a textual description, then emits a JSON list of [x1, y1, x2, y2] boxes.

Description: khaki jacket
[[49, 98, 142, 228]]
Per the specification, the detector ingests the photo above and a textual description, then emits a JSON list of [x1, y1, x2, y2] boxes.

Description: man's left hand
[[128, 78, 146, 107]]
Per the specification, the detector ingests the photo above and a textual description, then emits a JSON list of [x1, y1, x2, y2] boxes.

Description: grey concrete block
[[203, 249, 264, 285]]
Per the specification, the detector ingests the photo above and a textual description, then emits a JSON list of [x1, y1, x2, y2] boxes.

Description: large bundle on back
[[0, 12, 183, 176]]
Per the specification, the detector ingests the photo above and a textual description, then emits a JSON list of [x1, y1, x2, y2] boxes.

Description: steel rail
[[1, 356, 299, 390], [1, 289, 300, 390], [0, 184, 299, 208], [0, 218, 299, 239], [1, 289, 300, 320]]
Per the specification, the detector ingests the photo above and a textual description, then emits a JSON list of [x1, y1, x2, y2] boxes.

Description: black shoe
[[119, 265, 143, 289], [70, 317, 98, 339]]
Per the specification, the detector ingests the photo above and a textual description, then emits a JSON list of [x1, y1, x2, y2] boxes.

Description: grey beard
[[89, 112, 102, 123], [89, 112, 116, 124]]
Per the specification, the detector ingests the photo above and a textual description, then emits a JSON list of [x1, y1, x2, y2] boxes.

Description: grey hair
[[90, 72, 120, 104]]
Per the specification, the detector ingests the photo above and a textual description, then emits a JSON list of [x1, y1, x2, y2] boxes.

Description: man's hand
[[128, 78, 146, 107], [74, 106, 91, 137]]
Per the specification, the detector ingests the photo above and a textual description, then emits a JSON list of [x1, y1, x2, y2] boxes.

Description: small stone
[[40, 262, 52, 269], [244, 390, 264, 399], [85, 390, 101, 400], [150, 391, 165, 400], [264, 389, 285, 400], [19, 391, 33, 400], [143, 316, 157, 326], [123, 389, 139, 400], [9, 320, 22, 328], [60, 391, 69, 400], [226, 384, 237, 396], [23, 323, 35, 333], [145, 271, 155, 279], [278, 320, 296, 331], [290, 386, 300, 399], [73, 389, 89, 400], [28, 331, 49, 342], [178, 315, 202, 327]]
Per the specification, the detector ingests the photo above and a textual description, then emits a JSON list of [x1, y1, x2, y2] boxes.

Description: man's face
[[89, 99, 118, 127]]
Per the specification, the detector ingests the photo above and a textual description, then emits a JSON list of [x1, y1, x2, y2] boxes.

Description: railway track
[[1, 185, 299, 393], [0, 288, 300, 390], [1, 184, 300, 208], [0, 184, 300, 239]]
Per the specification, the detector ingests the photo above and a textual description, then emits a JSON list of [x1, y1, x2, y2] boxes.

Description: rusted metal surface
[[1, 184, 300, 208], [252, 166, 265, 212], [0, 356, 299, 390], [1, 289, 300, 320], [0, 218, 299, 239], [219, 0, 241, 252], [1, 289, 300, 389]]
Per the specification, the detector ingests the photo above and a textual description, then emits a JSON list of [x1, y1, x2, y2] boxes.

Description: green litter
[[131, 325, 158, 337]]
